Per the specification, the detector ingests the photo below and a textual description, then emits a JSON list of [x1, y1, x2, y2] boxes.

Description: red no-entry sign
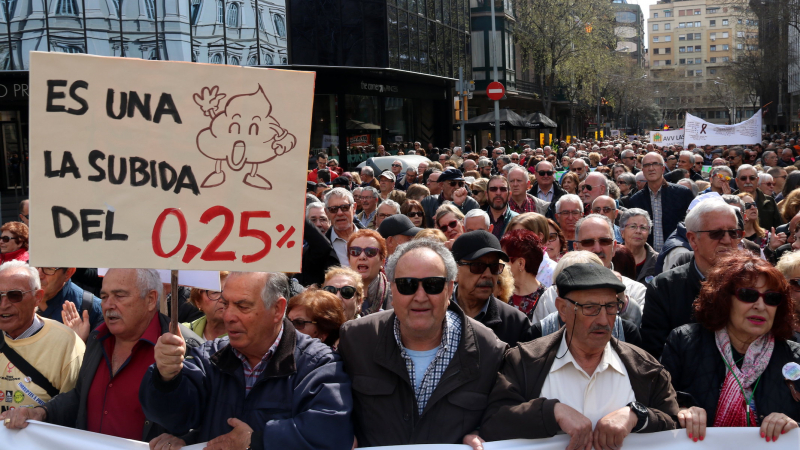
[[486, 82, 505, 101]]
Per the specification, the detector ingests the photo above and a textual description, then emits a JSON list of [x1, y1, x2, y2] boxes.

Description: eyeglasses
[[378, 213, 393, 220], [592, 206, 616, 214], [205, 290, 223, 300], [359, 195, 376, 201], [488, 186, 509, 193], [326, 204, 352, 214], [735, 287, 783, 307], [322, 285, 357, 299], [739, 176, 757, 181], [561, 297, 623, 316], [328, 162, 337, 167], [744, 202, 757, 210], [547, 234, 559, 243], [290, 318, 317, 330], [457, 261, 505, 275], [439, 220, 459, 232], [642, 162, 662, 169], [0, 289, 34, 303], [625, 224, 650, 233], [617, 181, 628, 185], [538, 171, 554, 177], [716, 173, 732, 181], [447, 181, 465, 188], [763, 182, 776, 187], [788, 278, 800, 292], [727, 156, 739, 160], [38, 267, 65, 276], [391, 163, 402, 167], [557, 210, 582, 217], [405, 211, 424, 218], [349, 246, 380, 258], [697, 229, 744, 240], [580, 184, 603, 192], [0, 236, 20, 243], [394, 277, 447, 295], [577, 237, 614, 247]]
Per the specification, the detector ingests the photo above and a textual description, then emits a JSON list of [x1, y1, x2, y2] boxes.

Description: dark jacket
[[626, 182, 694, 248], [37, 280, 104, 331], [655, 222, 692, 275], [661, 323, 800, 424], [528, 182, 566, 220], [530, 319, 643, 348], [636, 243, 659, 284], [479, 329, 679, 441], [452, 287, 534, 347], [755, 188, 784, 230], [421, 194, 480, 228], [337, 303, 507, 447], [139, 318, 353, 450], [295, 219, 339, 287], [43, 314, 202, 442], [640, 258, 703, 359]]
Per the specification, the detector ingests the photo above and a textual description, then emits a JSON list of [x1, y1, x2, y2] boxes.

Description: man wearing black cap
[[451, 231, 533, 347], [478, 263, 679, 448], [377, 215, 421, 255], [420, 168, 480, 228]]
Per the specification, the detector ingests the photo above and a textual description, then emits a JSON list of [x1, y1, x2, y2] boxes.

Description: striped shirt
[[233, 325, 283, 395], [649, 184, 665, 252], [5, 314, 43, 340]]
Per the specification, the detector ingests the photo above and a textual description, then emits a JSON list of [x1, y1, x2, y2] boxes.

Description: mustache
[[104, 310, 121, 320], [589, 324, 612, 333], [476, 280, 495, 288]]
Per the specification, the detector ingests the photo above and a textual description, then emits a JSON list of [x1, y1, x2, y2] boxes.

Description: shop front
[[0, 71, 29, 202]]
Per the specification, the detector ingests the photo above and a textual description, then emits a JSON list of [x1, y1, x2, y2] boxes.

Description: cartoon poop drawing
[[194, 85, 297, 190]]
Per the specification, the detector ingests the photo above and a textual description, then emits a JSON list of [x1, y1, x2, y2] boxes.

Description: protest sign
[[684, 109, 762, 146], [2, 421, 798, 450], [648, 129, 684, 145], [96, 269, 220, 291], [29, 52, 315, 272]]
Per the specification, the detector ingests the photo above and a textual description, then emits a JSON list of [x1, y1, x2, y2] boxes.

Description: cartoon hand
[[193, 86, 227, 118], [273, 132, 297, 156]]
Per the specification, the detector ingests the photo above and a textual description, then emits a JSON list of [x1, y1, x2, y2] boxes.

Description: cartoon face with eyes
[[195, 85, 297, 190]]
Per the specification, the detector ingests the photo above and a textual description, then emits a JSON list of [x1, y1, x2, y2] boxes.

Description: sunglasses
[[592, 206, 616, 214], [322, 285, 357, 299], [488, 186, 509, 193], [739, 176, 757, 181], [716, 173, 732, 181], [457, 261, 505, 275], [406, 211, 424, 218], [735, 287, 783, 307], [580, 184, 602, 192], [392, 163, 402, 167], [727, 156, 739, 160], [577, 237, 614, 247], [395, 277, 447, 295], [0, 289, 34, 303], [0, 236, 20, 243], [349, 246, 380, 258], [439, 220, 459, 232], [327, 204, 352, 214], [290, 318, 317, 330], [697, 229, 744, 240], [538, 171, 554, 177], [448, 181, 465, 187], [744, 202, 757, 210]]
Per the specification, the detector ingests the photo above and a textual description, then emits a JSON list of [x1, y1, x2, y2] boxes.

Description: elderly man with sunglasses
[[338, 239, 506, 447], [420, 168, 480, 228], [478, 263, 679, 449], [735, 164, 783, 230], [324, 188, 365, 267], [529, 161, 567, 219], [641, 199, 743, 359]]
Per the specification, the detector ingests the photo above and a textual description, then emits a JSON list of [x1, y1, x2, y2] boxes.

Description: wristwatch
[[627, 401, 649, 433]]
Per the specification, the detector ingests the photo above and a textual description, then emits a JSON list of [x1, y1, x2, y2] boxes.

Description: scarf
[[510, 284, 546, 320], [713, 327, 774, 427], [363, 272, 391, 316]]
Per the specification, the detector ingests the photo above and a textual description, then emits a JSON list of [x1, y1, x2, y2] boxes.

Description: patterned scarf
[[363, 272, 391, 316], [713, 327, 774, 427], [510, 284, 546, 320]]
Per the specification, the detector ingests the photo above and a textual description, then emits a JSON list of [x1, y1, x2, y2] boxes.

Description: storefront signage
[[360, 81, 399, 94], [29, 52, 315, 272], [348, 134, 371, 147], [0, 72, 30, 106]]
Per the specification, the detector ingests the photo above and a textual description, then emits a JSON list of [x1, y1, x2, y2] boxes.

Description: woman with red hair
[[347, 229, 390, 315], [0, 221, 28, 263], [661, 251, 800, 443], [287, 288, 346, 347], [500, 229, 545, 320]]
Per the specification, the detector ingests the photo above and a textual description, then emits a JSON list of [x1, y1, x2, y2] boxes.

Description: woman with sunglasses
[[738, 192, 767, 247], [434, 204, 465, 249], [322, 266, 365, 320], [183, 271, 229, 342], [400, 199, 426, 228], [559, 171, 579, 195], [347, 229, 391, 315], [661, 252, 800, 443], [287, 288, 346, 348], [0, 221, 28, 264]]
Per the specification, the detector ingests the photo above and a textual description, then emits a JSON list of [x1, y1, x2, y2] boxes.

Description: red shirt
[[86, 313, 161, 440]]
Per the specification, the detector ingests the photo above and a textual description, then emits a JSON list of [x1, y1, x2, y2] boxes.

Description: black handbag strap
[[0, 339, 60, 398]]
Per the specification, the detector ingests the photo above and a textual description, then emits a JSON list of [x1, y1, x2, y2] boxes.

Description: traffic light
[[454, 97, 462, 121]]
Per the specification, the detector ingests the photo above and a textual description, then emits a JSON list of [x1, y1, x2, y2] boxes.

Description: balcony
[[516, 79, 542, 96]]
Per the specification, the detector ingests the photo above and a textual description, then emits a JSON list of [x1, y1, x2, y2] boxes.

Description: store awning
[[523, 112, 558, 128], [459, 108, 532, 130], [346, 119, 382, 130]]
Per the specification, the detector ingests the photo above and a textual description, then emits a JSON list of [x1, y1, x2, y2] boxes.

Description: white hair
[[574, 214, 614, 239], [361, 166, 374, 176], [380, 199, 401, 215], [759, 173, 774, 184], [0, 260, 40, 291], [306, 201, 325, 217], [324, 187, 355, 207], [464, 209, 490, 228], [619, 208, 653, 229], [227, 272, 289, 308], [685, 199, 737, 233], [135, 269, 163, 308], [385, 239, 458, 282], [635, 171, 646, 182], [679, 150, 694, 160], [736, 164, 756, 178], [556, 194, 583, 213]]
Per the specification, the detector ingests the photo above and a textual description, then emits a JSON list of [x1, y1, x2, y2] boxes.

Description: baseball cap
[[438, 168, 465, 182], [379, 171, 396, 182], [377, 215, 422, 239], [451, 231, 509, 262]]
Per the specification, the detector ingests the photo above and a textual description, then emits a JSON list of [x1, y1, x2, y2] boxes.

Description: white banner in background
[[648, 129, 684, 146], [2, 421, 799, 450], [684, 109, 763, 146]]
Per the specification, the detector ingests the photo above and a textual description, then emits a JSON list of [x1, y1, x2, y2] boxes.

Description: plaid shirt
[[649, 183, 665, 252], [233, 325, 283, 395], [509, 194, 538, 214], [394, 309, 462, 414]]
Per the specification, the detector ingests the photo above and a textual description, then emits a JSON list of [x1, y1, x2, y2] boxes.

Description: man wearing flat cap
[[421, 168, 480, 227], [478, 263, 679, 450], [451, 231, 533, 347], [378, 215, 421, 256]]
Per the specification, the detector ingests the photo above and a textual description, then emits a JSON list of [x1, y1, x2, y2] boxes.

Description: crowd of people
[[4, 135, 800, 449]]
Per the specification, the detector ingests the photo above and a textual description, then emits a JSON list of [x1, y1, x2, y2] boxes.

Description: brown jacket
[[480, 328, 679, 441], [338, 302, 507, 447]]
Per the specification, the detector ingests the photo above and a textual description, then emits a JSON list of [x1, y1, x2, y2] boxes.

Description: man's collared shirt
[[509, 194, 538, 214], [5, 314, 43, 340], [452, 287, 491, 321], [649, 183, 665, 252], [330, 225, 356, 267], [537, 185, 555, 202], [233, 325, 283, 395], [540, 333, 636, 426], [87, 312, 161, 440], [357, 209, 378, 230], [393, 309, 461, 414]]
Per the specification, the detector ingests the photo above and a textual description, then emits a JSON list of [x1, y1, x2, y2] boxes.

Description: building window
[[145, 0, 155, 19], [710, 45, 716, 51], [653, 36, 659, 42], [665, 23, 671, 30], [737, 43, 743, 49], [216, 0, 223, 23], [273, 14, 286, 38], [695, 45, 701, 51], [191, 0, 201, 24], [709, 20, 716, 26], [2, 0, 17, 20], [211, 53, 222, 64], [722, 44, 729, 50], [247, 55, 257, 65], [710, 68, 717, 74], [679, 46, 685, 52], [653, 12, 658, 18], [722, 56, 729, 62], [694, 9, 701, 14], [694, 33, 701, 39], [665, 35, 671, 42], [710, 57, 717, 62], [695, 21, 701, 27], [665, 10, 672, 17], [679, 34, 686, 40], [687, 46, 694, 52], [258, 8, 266, 31], [707, 8, 719, 13], [722, 32, 729, 38], [229, 55, 240, 65], [679, 58, 686, 64], [264, 53, 274, 64], [226, 3, 238, 27], [722, 19, 728, 25], [679, 22, 685, 28], [687, 22, 693, 27], [711, 32, 716, 39], [61, 45, 83, 53], [111, 0, 119, 14], [616, 11, 636, 22], [652, 24, 658, 31], [696, 70, 702, 75], [55, 0, 78, 14]]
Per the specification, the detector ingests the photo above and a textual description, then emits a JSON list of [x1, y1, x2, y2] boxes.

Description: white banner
[[648, 129, 684, 146], [1, 421, 798, 450], [684, 109, 763, 146]]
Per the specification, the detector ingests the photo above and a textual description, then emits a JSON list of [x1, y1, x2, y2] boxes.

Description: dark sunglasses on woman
[[394, 277, 447, 295], [0, 236, 20, 243], [349, 246, 379, 258], [439, 220, 459, 232], [735, 287, 783, 307], [405, 211, 424, 218], [322, 285, 357, 299], [290, 318, 317, 330]]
